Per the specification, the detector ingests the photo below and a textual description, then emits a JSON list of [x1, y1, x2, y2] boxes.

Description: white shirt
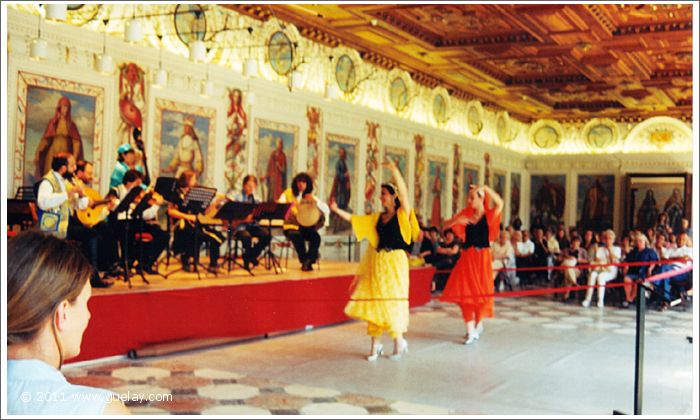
[[7, 359, 112, 415], [518, 239, 535, 256], [492, 241, 515, 262], [111, 185, 159, 221], [592, 245, 622, 277], [37, 171, 88, 211], [668, 245, 693, 268]]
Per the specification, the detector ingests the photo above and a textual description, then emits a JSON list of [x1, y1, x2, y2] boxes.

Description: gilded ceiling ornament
[[466, 101, 483, 135], [529, 120, 563, 149]]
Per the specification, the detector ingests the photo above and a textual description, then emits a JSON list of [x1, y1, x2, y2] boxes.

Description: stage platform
[[72, 259, 435, 362]]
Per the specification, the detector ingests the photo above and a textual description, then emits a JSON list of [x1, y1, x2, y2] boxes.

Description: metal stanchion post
[[633, 283, 645, 415]]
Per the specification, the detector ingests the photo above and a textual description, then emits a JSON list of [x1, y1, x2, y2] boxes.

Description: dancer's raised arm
[[382, 159, 411, 214]]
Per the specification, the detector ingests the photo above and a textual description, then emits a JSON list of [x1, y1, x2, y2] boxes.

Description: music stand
[[154, 177, 178, 268], [182, 186, 217, 279], [215, 201, 257, 274], [254, 202, 290, 274], [113, 187, 148, 288]]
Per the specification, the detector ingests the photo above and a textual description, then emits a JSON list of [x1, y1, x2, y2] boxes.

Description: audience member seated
[[582, 229, 621, 308], [559, 236, 589, 302], [492, 230, 516, 291], [432, 228, 461, 291], [555, 226, 570, 252], [513, 230, 534, 287], [621, 232, 659, 309], [531, 228, 551, 285], [581, 229, 596, 256], [419, 226, 440, 265], [661, 232, 693, 303], [7, 231, 129, 415]]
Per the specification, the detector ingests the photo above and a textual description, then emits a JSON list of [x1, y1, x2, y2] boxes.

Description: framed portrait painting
[[14, 71, 103, 189], [255, 119, 299, 202], [510, 172, 522, 226], [462, 163, 480, 207], [625, 173, 689, 234], [427, 156, 449, 228], [577, 174, 615, 231], [153, 98, 216, 187], [381, 146, 409, 186], [324, 133, 359, 234], [530, 174, 566, 230]]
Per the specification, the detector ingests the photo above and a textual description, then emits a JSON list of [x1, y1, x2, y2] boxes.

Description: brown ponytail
[[7, 231, 93, 365]]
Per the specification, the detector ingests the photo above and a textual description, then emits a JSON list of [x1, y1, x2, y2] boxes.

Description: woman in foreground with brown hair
[[7, 230, 129, 415]]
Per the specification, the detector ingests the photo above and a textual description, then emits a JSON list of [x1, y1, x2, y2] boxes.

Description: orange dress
[[440, 198, 501, 323]]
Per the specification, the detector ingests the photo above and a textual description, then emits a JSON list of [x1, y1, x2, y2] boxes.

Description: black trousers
[[91, 220, 120, 270], [284, 227, 321, 264], [67, 216, 99, 273], [234, 224, 271, 261], [113, 219, 168, 269], [173, 223, 224, 268]]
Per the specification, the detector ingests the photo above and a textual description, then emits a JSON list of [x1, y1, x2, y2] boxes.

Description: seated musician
[[168, 170, 225, 273], [107, 169, 167, 275], [230, 175, 271, 270], [74, 159, 121, 277], [36, 152, 113, 288], [278, 172, 330, 272]]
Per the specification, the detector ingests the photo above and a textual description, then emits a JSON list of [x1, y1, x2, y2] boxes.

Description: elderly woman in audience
[[492, 230, 516, 291], [7, 231, 129, 415], [621, 232, 659, 309], [582, 229, 621, 308]]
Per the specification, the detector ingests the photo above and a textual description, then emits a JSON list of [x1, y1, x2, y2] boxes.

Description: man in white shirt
[[36, 153, 112, 287], [514, 230, 535, 286]]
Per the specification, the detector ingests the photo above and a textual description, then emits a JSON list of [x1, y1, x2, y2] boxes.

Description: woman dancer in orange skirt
[[441, 184, 503, 344]]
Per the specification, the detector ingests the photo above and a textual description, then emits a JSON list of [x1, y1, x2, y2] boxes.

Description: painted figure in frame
[[34, 96, 84, 180], [266, 138, 288, 202], [329, 146, 352, 232], [167, 116, 204, 179]]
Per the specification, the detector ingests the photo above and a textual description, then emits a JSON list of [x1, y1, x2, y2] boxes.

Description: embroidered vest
[[38, 171, 72, 239]]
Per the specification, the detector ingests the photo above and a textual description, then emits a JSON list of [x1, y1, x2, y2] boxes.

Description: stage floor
[[96, 257, 360, 295]]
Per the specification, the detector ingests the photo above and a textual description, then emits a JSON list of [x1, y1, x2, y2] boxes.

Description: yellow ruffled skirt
[[344, 248, 409, 338]]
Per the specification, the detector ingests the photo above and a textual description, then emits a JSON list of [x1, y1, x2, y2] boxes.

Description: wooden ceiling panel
[[223, 4, 694, 122]]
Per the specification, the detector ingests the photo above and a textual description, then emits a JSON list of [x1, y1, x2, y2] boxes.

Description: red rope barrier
[[433, 258, 691, 275]]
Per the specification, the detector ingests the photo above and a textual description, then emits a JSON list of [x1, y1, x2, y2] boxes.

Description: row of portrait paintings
[[15, 74, 686, 236], [530, 173, 688, 233]]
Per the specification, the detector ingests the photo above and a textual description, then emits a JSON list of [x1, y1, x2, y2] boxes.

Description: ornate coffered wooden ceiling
[[223, 3, 693, 123]]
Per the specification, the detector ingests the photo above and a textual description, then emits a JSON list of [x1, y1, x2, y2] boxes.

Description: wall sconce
[[244, 58, 258, 78], [45, 4, 67, 22], [189, 40, 207, 63], [154, 68, 168, 88], [324, 81, 340, 101], [30, 38, 48, 60], [96, 33, 114, 74], [125, 19, 143, 43], [200, 79, 215, 97], [30, 15, 48, 60], [153, 48, 167, 88]]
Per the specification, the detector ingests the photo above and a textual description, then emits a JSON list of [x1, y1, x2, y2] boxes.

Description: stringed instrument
[[76, 186, 113, 227]]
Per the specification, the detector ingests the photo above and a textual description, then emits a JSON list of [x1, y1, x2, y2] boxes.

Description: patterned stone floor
[[63, 295, 693, 415], [63, 360, 451, 415]]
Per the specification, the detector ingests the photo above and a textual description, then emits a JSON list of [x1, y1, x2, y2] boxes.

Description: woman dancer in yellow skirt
[[330, 160, 420, 361], [441, 184, 503, 345]]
